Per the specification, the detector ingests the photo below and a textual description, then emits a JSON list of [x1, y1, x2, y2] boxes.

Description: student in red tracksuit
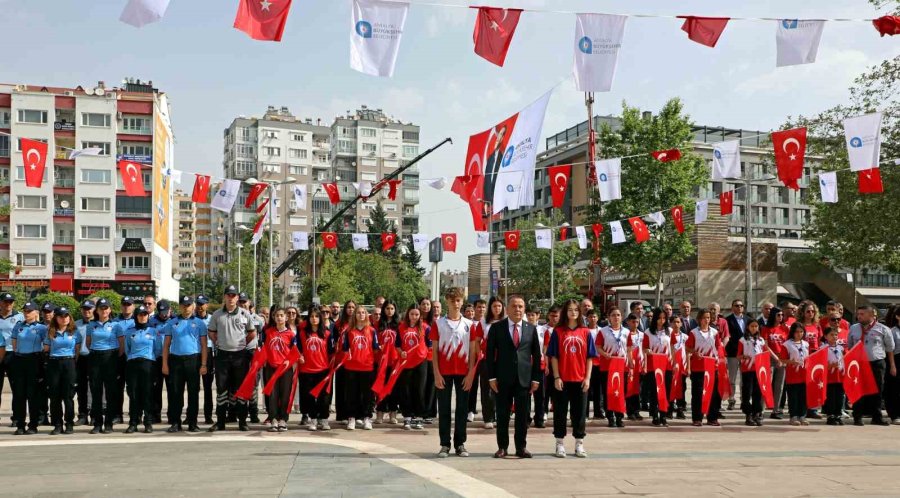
[[642, 308, 672, 427], [342, 307, 379, 431], [668, 315, 688, 419], [333, 300, 356, 423], [262, 308, 297, 432], [375, 299, 400, 425], [736, 319, 780, 427], [586, 309, 604, 420], [783, 322, 810, 426], [595, 307, 630, 428], [465, 300, 486, 422], [686, 309, 724, 426], [297, 308, 333, 431], [532, 305, 556, 428], [397, 306, 431, 430]]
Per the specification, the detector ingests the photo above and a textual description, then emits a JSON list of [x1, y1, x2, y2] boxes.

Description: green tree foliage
[[87, 290, 124, 315], [4, 286, 29, 307], [34, 292, 79, 313], [505, 212, 584, 305], [0, 257, 13, 275], [217, 215, 284, 305], [365, 202, 399, 256], [402, 236, 424, 276]]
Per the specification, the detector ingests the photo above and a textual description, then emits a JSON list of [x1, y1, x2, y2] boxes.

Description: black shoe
[[90, 426, 102, 434], [718, 413, 726, 419], [238, 422, 250, 432], [853, 418, 864, 426], [634, 414, 644, 421], [661, 418, 669, 427], [626, 414, 637, 421], [836, 418, 844, 426], [166, 424, 182, 433], [204, 417, 214, 425], [226, 415, 237, 423], [14, 428, 25, 435], [40, 415, 51, 426], [515, 449, 533, 459], [208, 423, 225, 432], [64, 424, 74, 434], [125, 425, 137, 434], [75, 416, 88, 426], [826, 417, 837, 426], [153, 415, 162, 424], [249, 415, 261, 424], [144, 424, 153, 434], [727, 400, 736, 411], [102, 425, 112, 434], [615, 419, 625, 428], [807, 411, 823, 420], [607, 419, 615, 428], [187, 425, 200, 433], [745, 415, 754, 427], [652, 418, 661, 427], [50, 426, 62, 435], [534, 420, 545, 428], [26, 428, 38, 435], [676, 410, 686, 420], [872, 418, 890, 426], [112, 417, 124, 425], [770, 412, 783, 420]]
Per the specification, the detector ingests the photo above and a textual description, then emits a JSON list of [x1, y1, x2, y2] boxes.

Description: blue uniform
[[0, 312, 24, 352], [75, 319, 91, 356], [164, 316, 208, 356], [196, 313, 213, 349], [125, 325, 160, 361], [44, 331, 82, 358], [87, 320, 122, 351], [11, 321, 48, 354], [113, 315, 136, 338], [150, 317, 170, 359]]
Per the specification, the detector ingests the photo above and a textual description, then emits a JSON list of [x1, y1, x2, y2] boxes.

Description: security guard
[[238, 293, 263, 424], [74, 300, 94, 426], [0, 293, 24, 427], [37, 302, 54, 425], [123, 306, 159, 434], [208, 285, 256, 432], [10, 302, 47, 435], [43, 307, 80, 435], [162, 296, 209, 432], [86, 298, 124, 434], [195, 295, 215, 424], [112, 297, 136, 425], [149, 300, 172, 424]]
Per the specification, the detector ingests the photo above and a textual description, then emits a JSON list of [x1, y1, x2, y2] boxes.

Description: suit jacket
[[482, 148, 503, 206], [681, 316, 698, 335], [486, 318, 542, 389], [725, 314, 750, 357]]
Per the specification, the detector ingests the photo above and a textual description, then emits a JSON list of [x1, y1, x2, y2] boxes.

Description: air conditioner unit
[[368, 152, 376, 157], [390, 153, 396, 158], [64, 91, 75, 97], [117, 112, 124, 120]]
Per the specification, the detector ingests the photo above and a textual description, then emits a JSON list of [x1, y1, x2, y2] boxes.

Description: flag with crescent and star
[[719, 190, 734, 215], [381, 232, 396, 252], [472, 6, 523, 67], [548, 164, 571, 209], [441, 233, 457, 252], [321, 232, 338, 250], [234, 0, 294, 42], [245, 182, 268, 208], [606, 356, 627, 413], [251, 198, 270, 245], [805, 346, 829, 409], [857, 168, 884, 194], [671, 349, 685, 400], [701, 356, 717, 415], [323, 182, 340, 204], [628, 217, 650, 243], [679, 16, 729, 48], [192, 174, 211, 203], [21, 138, 48, 188], [118, 160, 146, 197], [651, 148, 682, 163], [842, 342, 878, 403], [648, 353, 670, 413], [504, 230, 521, 250], [670, 205, 685, 233], [754, 351, 775, 408], [771, 127, 806, 190], [873, 15, 900, 36]]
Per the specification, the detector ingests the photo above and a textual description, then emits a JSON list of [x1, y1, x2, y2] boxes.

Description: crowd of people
[[1, 287, 899, 459]]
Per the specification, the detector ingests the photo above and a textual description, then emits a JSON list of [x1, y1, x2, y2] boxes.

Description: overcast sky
[[2, 0, 895, 270]]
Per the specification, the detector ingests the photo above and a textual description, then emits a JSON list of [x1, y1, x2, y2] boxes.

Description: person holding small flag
[[643, 308, 672, 427], [782, 323, 810, 426], [822, 326, 846, 426], [737, 319, 780, 426], [596, 307, 630, 428], [762, 307, 790, 420], [624, 313, 645, 421], [342, 306, 379, 431], [297, 308, 334, 431], [847, 305, 895, 426], [396, 306, 431, 431], [259, 308, 297, 432], [685, 309, 724, 427], [668, 314, 688, 419]]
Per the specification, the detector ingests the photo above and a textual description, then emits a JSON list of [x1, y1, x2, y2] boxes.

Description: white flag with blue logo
[[610, 221, 625, 244], [843, 112, 882, 172], [350, 0, 409, 77], [475, 231, 490, 248], [573, 13, 627, 92], [352, 233, 369, 250], [711, 140, 741, 180], [575, 226, 588, 249], [210, 179, 240, 213], [292, 231, 309, 251], [595, 158, 622, 201], [412, 233, 430, 251], [535, 229, 552, 250], [776, 20, 825, 67], [695, 200, 709, 224], [819, 172, 838, 203], [292, 185, 307, 210]]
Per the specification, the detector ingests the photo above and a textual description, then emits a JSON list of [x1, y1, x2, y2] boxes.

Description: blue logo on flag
[[218, 189, 226, 197], [714, 149, 722, 159], [355, 20, 373, 38], [578, 36, 593, 54], [506, 184, 515, 193], [820, 178, 826, 187], [849, 137, 863, 148], [501, 146, 515, 167], [599, 173, 608, 182], [782, 19, 798, 29]]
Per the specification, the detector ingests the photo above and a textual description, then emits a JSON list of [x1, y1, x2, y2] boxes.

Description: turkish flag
[[592, 223, 603, 240], [843, 342, 879, 403], [504, 230, 520, 250], [857, 168, 884, 194], [442, 233, 457, 252], [700, 356, 717, 415], [323, 182, 340, 205], [245, 182, 268, 208], [233, 0, 293, 42], [648, 353, 669, 413], [387, 179, 402, 200], [21, 138, 48, 188], [805, 346, 829, 409], [679, 16, 729, 48], [717, 356, 731, 399], [606, 356, 627, 413], [651, 148, 681, 163], [559, 226, 568, 241], [472, 7, 523, 67], [118, 160, 146, 197], [754, 352, 775, 409], [381, 232, 396, 252], [628, 217, 650, 243], [873, 15, 900, 37], [771, 128, 806, 190], [548, 164, 571, 208], [670, 205, 685, 233], [626, 348, 641, 397], [453, 130, 490, 231], [321, 232, 338, 249], [671, 349, 684, 400], [235, 347, 268, 400], [192, 174, 211, 203], [720, 191, 734, 215]]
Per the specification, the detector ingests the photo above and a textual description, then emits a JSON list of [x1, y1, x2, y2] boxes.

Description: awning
[[49, 276, 74, 293]]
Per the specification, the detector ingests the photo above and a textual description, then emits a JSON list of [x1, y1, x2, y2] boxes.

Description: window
[[795, 209, 809, 226], [81, 169, 111, 184], [18, 253, 46, 267], [291, 133, 305, 142], [0, 135, 9, 157], [16, 195, 46, 209], [122, 117, 151, 133], [402, 131, 419, 141], [80, 226, 110, 240], [15, 166, 48, 182], [235, 160, 255, 175], [179, 201, 192, 210], [263, 146, 281, 157], [236, 144, 255, 158], [383, 130, 399, 139], [288, 148, 307, 159], [80, 197, 110, 212], [337, 140, 355, 153], [17, 109, 48, 124], [261, 163, 281, 174], [81, 254, 110, 268], [262, 130, 278, 139], [360, 128, 377, 138], [403, 145, 418, 157], [362, 143, 377, 153], [289, 283, 302, 295], [120, 144, 152, 157], [360, 172, 377, 182], [385, 204, 397, 212], [339, 127, 357, 138], [121, 256, 150, 269], [289, 215, 307, 226], [81, 141, 111, 156], [16, 224, 47, 238], [16, 137, 48, 151], [81, 113, 111, 127], [237, 127, 252, 141], [119, 226, 151, 238], [288, 165, 307, 176]]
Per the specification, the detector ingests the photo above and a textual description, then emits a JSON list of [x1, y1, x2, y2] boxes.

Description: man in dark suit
[[679, 300, 697, 334], [481, 125, 508, 211], [724, 299, 751, 410], [486, 295, 542, 458]]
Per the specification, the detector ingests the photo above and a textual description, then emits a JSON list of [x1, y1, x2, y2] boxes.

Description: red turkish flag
[[717, 355, 731, 399], [843, 342, 879, 403], [548, 164, 571, 209], [192, 174, 211, 203], [805, 346, 829, 409], [21, 138, 48, 188], [591, 223, 603, 240], [670, 205, 685, 233], [504, 230, 520, 250], [857, 168, 884, 194], [700, 356, 717, 415], [387, 179, 402, 201], [626, 348, 642, 397], [671, 349, 684, 400], [606, 356, 627, 414], [651, 148, 682, 163], [453, 130, 490, 231], [873, 15, 900, 37], [754, 352, 775, 409], [472, 7, 523, 67], [321, 232, 338, 249], [628, 217, 650, 243], [233, 0, 293, 42], [245, 182, 268, 208], [323, 182, 340, 205], [118, 160, 146, 197], [771, 127, 806, 190], [559, 226, 568, 241], [720, 191, 734, 215], [441, 233, 457, 253], [679, 16, 729, 47], [381, 232, 396, 252], [648, 353, 670, 413]]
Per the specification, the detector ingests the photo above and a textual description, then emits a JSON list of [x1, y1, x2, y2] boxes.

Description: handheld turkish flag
[[263, 347, 301, 395], [323, 182, 340, 205], [626, 348, 641, 397], [805, 346, 829, 409], [648, 353, 669, 413], [548, 164, 571, 208], [606, 356, 627, 413], [670, 205, 685, 233], [873, 15, 900, 37], [321, 232, 338, 249], [843, 342, 879, 403], [671, 349, 684, 400], [234, 0, 293, 42], [700, 356, 717, 415], [118, 160, 146, 196], [245, 182, 268, 208], [442, 233, 457, 252], [591, 223, 603, 240], [472, 7, 523, 67], [387, 179, 402, 201], [679, 16, 729, 48], [21, 138, 48, 188], [720, 191, 734, 215], [717, 356, 731, 399], [192, 174, 211, 203], [628, 217, 650, 243], [754, 352, 775, 409], [381, 232, 396, 252], [559, 226, 568, 242], [504, 230, 520, 250], [236, 347, 269, 400], [857, 168, 884, 194], [771, 127, 806, 190], [651, 148, 682, 163], [374, 342, 428, 401]]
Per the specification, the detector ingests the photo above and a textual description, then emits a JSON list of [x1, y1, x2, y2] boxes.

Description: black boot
[[125, 425, 137, 434], [144, 424, 154, 433], [745, 414, 754, 427], [50, 425, 62, 436], [89, 425, 102, 434], [166, 424, 182, 433], [64, 423, 74, 434]]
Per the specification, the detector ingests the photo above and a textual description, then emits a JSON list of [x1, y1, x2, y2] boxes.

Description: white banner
[[776, 19, 825, 67], [574, 13, 627, 92], [350, 0, 409, 77], [292, 185, 307, 210], [535, 229, 552, 249], [120, 0, 170, 28], [352, 233, 369, 250], [412, 233, 430, 251], [646, 211, 665, 226], [596, 158, 622, 201], [575, 225, 588, 249], [712, 140, 741, 180], [695, 200, 709, 224], [211, 179, 241, 213], [819, 172, 838, 203], [353, 181, 373, 197], [475, 231, 490, 248], [610, 221, 625, 244], [843, 112, 883, 172], [292, 231, 309, 251]]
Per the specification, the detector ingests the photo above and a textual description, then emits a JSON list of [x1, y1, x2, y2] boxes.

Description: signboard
[[115, 237, 151, 252], [119, 154, 152, 163], [152, 96, 173, 252], [0, 279, 49, 292], [428, 237, 443, 263], [74, 280, 156, 300], [490, 270, 499, 296], [53, 121, 75, 131]]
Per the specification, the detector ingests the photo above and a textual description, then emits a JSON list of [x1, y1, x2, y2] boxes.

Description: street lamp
[[247, 176, 297, 307], [537, 222, 570, 304], [235, 243, 244, 293], [236, 224, 253, 305]]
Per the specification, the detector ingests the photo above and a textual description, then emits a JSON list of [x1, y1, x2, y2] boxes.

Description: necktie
[[512, 323, 520, 348]]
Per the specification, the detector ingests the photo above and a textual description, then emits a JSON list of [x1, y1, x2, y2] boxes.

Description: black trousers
[[588, 365, 604, 418], [152, 359, 165, 421], [424, 362, 437, 418], [0, 353, 13, 421], [598, 370, 623, 421], [436, 374, 469, 448], [202, 350, 216, 421], [168, 354, 201, 426], [115, 354, 127, 419], [266, 365, 293, 420], [127, 359, 154, 426], [786, 382, 807, 418], [47, 357, 77, 426], [853, 359, 886, 421], [12, 353, 40, 430], [824, 383, 845, 418], [214, 350, 249, 423], [647, 371, 672, 420], [344, 369, 375, 420], [376, 364, 400, 414], [495, 383, 531, 452], [76, 354, 91, 417], [90, 350, 119, 427], [467, 364, 480, 414], [36, 354, 48, 420], [478, 361, 496, 423], [740, 371, 763, 416], [398, 361, 427, 419], [690, 370, 722, 423], [884, 354, 900, 420], [532, 373, 546, 424], [334, 369, 347, 421], [299, 370, 331, 420], [553, 381, 587, 439]]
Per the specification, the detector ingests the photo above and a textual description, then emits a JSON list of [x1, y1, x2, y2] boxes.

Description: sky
[[2, 0, 896, 270]]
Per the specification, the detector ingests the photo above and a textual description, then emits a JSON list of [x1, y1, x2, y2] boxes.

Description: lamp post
[[246, 176, 297, 308], [537, 222, 569, 304], [235, 243, 243, 293], [236, 225, 253, 305]]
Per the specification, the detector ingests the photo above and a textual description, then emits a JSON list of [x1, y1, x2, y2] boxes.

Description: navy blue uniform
[[11, 321, 48, 431]]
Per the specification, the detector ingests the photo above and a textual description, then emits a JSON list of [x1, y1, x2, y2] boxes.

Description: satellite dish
[[173, 273, 182, 281], [60, 200, 70, 208], [94, 88, 105, 96]]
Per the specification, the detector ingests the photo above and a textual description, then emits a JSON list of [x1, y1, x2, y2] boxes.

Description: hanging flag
[[472, 6, 523, 67], [323, 182, 340, 205], [805, 346, 829, 409], [573, 13, 627, 92], [234, 0, 294, 41], [322, 232, 338, 249], [424, 177, 446, 190], [559, 226, 568, 241], [164, 167, 182, 185], [352, 233, 369, 250], [754, 352, 775, 409], [776, 20, 825, 67], [591, 223, 603, 240], [695, 200, 709, 224], [245, 182, 268, 208], [679, 16, 729, 48], [651, 148, 682, 163], [711, 140, 741, 180], [575, 226, 588, 249], [291, 231, 309, 250], [610, 221, 625, 244], [118, 160, 146, 197], [386, 179, 402, 201], [442, 233, 457, 252], [819, 171, 838, 203], [628, 217, 650, 243], [251, 208, 269, 246], [504, 230, 520, 250], [21, 138, 48, 188], [671, 205, 685, 233], [191, 174, 211, 203], [548, 164, 571, 208], [381, 232, 396, 252], [68, 147, 103, 160], [211, 179, 241, 213], [700, 356, 717, 415], [606, 357, 626, 413], [455, 134, 489, 230], [412, 233, 430, 251], [646, 211, 665, 226], [873, 15, 900, 37], [595, 158, 622, 201], [350, 0, 409, 77], [475, 231, 490, 248], [648, 353, 669, 414], [843, 112, 883, 172], [120, 0, 170, 27], [720, 190, 734, 215], [534, 229, 551, 250], [352, 181, 373, 197], [858, 168, 884, 194], [772, 127, 806, 190]]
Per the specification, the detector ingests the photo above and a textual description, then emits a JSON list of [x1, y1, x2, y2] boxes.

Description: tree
[[505, 212, 584, 306], [583, 99, 707, 304], [34, 292, 80, 313], [87, 290, 124, 315], [364, 202, 399, 256], [402, 236, 424, 276], [4, 285, 28, 307], [0, 257, 13, 275], [218, 215, 284, 306]]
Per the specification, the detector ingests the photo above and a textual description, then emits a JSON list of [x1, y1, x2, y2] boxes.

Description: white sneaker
[[374, 412, 383, 424], [279, 420, 288, 432], [265, 420, 274, 430], [403, 418, 412, 430], [413, 420, 424, 430], [574, 440, 587, 458], [484, 422, 494, 430], [437, 446, 451, 458], [268, 422, 279, 432], [319, 420, 331, 431], [893, 418, 900, 426], [389, 412, 398, 424], [346, 418, 356, 431], [467, 412, 475, 422], [307, 421, 317, 431], [554, 440, 566, 458], [363, 418, 373, 430], [355, 419, 364, 429]]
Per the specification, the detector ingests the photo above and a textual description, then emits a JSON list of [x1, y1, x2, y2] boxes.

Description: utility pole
[[744, 172, 753, 313]]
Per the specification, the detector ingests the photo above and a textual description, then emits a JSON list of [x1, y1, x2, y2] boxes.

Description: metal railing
[[118, 267, 150, 275], [116, 211, 152, 219], [54, 236, 74, 244]]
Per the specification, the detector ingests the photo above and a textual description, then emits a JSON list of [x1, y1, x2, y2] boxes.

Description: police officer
[[37, 302, 55, 425], [74, 300, 94, 426], [208, 285, 256, 432], [10, 302, 47, 435], [195, 295, 215, 424], [86, 298, 124, 434], [162, 296, 209, 432], [123, 305, 159, 434], [112, 297, 136, 425], [44, 307, 80, 435], [149, 300, 172, 424], [0, 293, 24, 427]]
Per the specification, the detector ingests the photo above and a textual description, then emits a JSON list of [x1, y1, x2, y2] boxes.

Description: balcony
[[118, 267, 151, 275], [117, 211, 152, 219], [314, 142, 331, 151], [55, 177, 75, 188], [0, 234, 8, 244], [54, 235, 74, 244], [52, 264, 75, 273]]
